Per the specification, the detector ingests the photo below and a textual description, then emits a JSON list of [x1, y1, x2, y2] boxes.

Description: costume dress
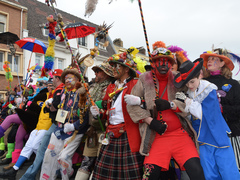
[[185, 79, 240, 180], [127, 71, 199, 171], [92, 78, 143, 180], [205, 74, 240, 170], [40, 88, 89, 180]]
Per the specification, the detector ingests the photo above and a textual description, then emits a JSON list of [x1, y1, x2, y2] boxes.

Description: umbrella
[[15, 37, 47, 54], [56, 22, 96, 42], [0, 32, 20, 89], [15, 38, 47, 85], [64, 22, 95, 39], [0, 32, 19, 45]]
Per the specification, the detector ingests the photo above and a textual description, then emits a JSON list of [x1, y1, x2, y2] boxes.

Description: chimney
[[113, 38, 123, 47]]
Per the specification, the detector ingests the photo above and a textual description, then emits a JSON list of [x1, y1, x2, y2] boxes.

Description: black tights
[[143, 157, 205, 180]]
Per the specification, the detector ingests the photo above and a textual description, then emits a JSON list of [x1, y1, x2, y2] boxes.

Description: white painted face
[[186, 77, 200, 92], [207, 56, 225, 72]]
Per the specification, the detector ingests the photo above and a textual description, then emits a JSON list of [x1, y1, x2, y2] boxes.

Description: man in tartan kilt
[[90, 48, 145, 180]]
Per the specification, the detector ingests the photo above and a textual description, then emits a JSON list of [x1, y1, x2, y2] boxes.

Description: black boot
[[0, 150, 5, 156], [0, 167, 17, 179], [0, 158, 12, 165]]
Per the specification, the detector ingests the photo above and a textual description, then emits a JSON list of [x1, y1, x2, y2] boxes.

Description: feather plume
[[152, 41, 166, 50], [85, 0, 99, 17], [168, 45, 189, 64]]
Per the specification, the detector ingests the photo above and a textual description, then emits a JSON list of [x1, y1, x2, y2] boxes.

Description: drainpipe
[[20, 8, 23, 39]]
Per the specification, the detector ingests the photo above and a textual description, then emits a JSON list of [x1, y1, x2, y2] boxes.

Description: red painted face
[[153, 57, 172, 74]]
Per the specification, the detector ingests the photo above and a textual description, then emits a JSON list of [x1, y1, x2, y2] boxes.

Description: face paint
[[116, 64, 121, 74], [156, 58, 170, 74]]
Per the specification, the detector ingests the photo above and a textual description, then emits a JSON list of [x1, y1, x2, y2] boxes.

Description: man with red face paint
[[127, 47, 205, 180]]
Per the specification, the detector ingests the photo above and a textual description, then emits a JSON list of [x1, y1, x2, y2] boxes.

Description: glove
[[155, 98, 170, 111], [45, 98, 53, 105], [175, 92, 187, 103], [63, 123, 75, 133], [149, 118, 167, 135], [90, 105, 100, 117], [124, 94, 141, 106]]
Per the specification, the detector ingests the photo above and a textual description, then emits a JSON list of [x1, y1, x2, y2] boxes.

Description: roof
[[8, 0, 116, 57]]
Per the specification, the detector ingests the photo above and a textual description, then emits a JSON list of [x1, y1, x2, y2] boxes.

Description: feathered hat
[[108, 47, 146, 77], [151, 47, 176, 65], [200, 48, 235, 71]]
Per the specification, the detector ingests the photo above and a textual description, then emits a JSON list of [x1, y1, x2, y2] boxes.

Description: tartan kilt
[[230, 136, 240, 171], [92, 132, 144, 180]]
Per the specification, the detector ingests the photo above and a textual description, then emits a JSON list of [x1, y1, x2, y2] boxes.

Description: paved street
[[0, 155, 78, 180]]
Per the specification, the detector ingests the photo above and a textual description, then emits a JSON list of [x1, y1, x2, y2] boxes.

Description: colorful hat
[[174, 58, 203, 88], [151, 47, 176, 65], [52, 69, 63, 77], [61, 68, 81, 84], [92, 62, 114, 77], [200, 49, 234, 71], [108, 47, 146, 77], [167, 45, 189, 64]]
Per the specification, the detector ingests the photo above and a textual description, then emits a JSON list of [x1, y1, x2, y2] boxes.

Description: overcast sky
[[37, 0, 240, 80]]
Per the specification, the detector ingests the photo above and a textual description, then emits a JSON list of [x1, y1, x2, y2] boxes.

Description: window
[[0, 14, 6, 33], [78, 37, 87, 47], [0, 23, 4, 33], [8, 54, 19, 73], [58, 58, 64, 69], [0, 52, 4, 71], [14, 56, 19, 72], [35, 54, 41, 66]]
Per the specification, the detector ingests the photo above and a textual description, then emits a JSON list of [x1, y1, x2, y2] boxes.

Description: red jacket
[[103, 78, 141, 152]]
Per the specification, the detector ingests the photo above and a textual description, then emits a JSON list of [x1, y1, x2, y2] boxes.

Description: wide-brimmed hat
[[174, 58, 203, 88], [200, 52, 234, 71], [92, 62, 114, 77], [151, 47, 176, 65], [61, 68, 81, 84], [108, 47, 139, 77]]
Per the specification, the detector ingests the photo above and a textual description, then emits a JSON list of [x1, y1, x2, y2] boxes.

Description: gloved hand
[[175, 92, 187, 103], [63, 123, 75, 133], [45, 98, 53, 105], [90, 105, 100, 117], [155, 98, 170, 111], [149, 118, 167, 135], [124, 94, 141, 106]]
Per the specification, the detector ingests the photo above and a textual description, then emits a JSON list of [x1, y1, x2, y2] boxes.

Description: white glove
[[175, 92, 187, 103], [63, 123, 75, 133], [124, 94, 141, 106], [90, 105, 100, 117], [45, 98, 53, 105]]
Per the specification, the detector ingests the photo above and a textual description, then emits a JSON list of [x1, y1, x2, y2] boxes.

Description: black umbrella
[[0, 32, 19, 45]]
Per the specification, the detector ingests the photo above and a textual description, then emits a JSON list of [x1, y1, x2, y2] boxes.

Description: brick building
[[0, 0, 27, 99]]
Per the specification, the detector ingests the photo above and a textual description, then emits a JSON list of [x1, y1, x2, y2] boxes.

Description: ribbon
[[175, 61, 199, 83]]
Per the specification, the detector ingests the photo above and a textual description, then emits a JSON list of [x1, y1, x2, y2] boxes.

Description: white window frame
[[7, 53, 20, 73]]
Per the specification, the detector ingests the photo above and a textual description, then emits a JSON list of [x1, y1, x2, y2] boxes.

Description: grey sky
[[38, 0, 240, 80]]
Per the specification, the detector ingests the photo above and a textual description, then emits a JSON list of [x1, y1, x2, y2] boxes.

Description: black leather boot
[[0, 167, 17, 179], [0, 158, 12, 165]]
